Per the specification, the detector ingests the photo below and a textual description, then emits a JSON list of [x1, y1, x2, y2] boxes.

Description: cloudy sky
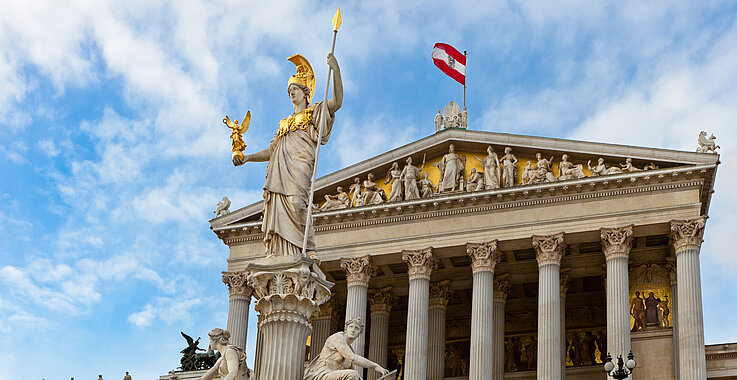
[[1, 1, 736, 379]]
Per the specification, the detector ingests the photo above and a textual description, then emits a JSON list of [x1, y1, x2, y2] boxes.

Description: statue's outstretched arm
[[233, 147, 270, 166], [326, 53, 343, 114]]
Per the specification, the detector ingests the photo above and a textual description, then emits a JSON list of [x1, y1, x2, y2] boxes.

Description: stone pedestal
[[670, 217, 707, 380], [493, 274, 510, 380], [310, 297, 340, 360], [246, 255, 333, 380], [367, 287, 394, 380], [341, 255, 376, 368], [402, 247, 437, 380], [559, 268, 571, 380], [222, 271, 252, 350], [467, 241, 501, 380], [428, 280, 450, 380], [601, 225, 633, 376], [533, 233, 566, 380]]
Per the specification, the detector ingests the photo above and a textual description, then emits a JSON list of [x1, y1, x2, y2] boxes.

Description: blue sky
[[1, 1, 736, 379]]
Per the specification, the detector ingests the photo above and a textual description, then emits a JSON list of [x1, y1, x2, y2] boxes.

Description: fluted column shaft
[[672, 281, 680, 380], [428, 281, 450, 380], [467, 241, 500, 380], [671, 217, 707, 380], [601, 225, 633, 380], [311, 317, 332, 360], [492, 274, 510, 380], [560, 269, 570, 380], [533, 233, 566, 380], [223, 271, 252, 350], [341, 255, 376, 363], [368, 287, 394, 380], [402, 248, 437, 380]]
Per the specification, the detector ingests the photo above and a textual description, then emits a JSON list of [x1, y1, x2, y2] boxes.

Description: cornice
[[215, 165, 712, 245]]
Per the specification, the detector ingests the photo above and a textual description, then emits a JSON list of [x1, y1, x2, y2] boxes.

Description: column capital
[[222, 270, 252, 300], [429, 280, 451, 310], [316, 297, 342, 322], [560, 268, 571, 297], [600, 225, 634, 260], [402, 247, 437, 280], [341, 255, 377, 287], [466, 240, 501, 273], [368, 286, 395, 316], [665, 257, 677, 285], [493, 273, 511, 303], [532, 232, 566, 267], [670, 217, 707, 253]]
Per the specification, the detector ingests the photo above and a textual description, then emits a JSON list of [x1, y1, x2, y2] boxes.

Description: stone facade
[[209, 129, 731, 380]]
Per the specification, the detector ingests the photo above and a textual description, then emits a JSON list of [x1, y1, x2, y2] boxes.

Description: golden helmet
[[287, 54, 316, 104]]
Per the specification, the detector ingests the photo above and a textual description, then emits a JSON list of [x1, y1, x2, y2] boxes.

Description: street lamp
[[603, 351, 636, 379]]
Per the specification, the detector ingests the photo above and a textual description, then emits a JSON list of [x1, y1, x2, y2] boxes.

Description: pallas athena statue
[[233, 53, 343, 257]]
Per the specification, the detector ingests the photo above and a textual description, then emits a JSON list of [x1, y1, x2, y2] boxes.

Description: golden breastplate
[[275, 106, 314, 139]]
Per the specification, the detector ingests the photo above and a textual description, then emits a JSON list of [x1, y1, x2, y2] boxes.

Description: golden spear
[[302, 7, 342, 257]]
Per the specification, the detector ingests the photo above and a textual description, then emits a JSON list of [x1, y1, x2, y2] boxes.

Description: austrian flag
[[432, 43, 466, 85]]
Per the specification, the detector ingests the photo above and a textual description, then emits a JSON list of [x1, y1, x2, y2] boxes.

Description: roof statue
[[696, 131, 720, 153]]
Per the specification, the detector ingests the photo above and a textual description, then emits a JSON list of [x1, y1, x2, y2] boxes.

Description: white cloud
[[37, 139, 61, 157], [128, 296, 203, 327]]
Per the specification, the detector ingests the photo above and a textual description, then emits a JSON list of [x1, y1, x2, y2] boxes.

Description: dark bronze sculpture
[[179, 331, 220, 371]]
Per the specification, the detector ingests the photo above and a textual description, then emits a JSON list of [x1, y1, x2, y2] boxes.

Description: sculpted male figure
[[304, 318, 390, 380], [232, 53, 343, 257], [630, 291, 646, 331]]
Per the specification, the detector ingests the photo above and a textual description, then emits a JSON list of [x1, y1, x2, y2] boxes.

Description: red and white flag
[[432, 43, 466, 85]]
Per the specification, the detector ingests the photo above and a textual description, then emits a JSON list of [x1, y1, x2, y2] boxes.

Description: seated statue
[[200, 328, 253, 380], [467, 168, 484, 192], [360, 174, 386, 205], [304, 318, 390, 380]]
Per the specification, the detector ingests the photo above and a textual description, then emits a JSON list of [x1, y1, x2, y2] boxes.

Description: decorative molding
[[466, 240, 500, 273], [532, 232, 566, 267], [493, 273, 511, 303], [429, 280, 451, 310], [600, 225, 634, 260], [340, 255, 377, 287], [222, 271, 252, 300], [670, 217, 707, 253], [630, 263, 670, 289], [401, 247, 437, 280], [368, 286, 394, 316], [560, 268, 571, 297]]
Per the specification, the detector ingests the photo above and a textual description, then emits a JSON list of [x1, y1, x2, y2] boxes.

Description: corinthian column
[[467, 240, 501, 380], [670, 217, 707, 380], [493, 273, 511, 380], [247, 256, 333, 379], [559, 268, 571, 380], [310, 297, 340, 360], [532, 233, 566, 380], [402, 247, 437, 380], [428, 280, 450, 380], [367, 286, 394, 380], [341, 255, 377, 361], [601, 225, 633, 372], [222, 271, 252, 350], [666, 257, 680, 380]]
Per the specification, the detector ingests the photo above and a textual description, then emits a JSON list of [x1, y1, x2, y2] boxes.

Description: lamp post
[[603, 351, 636, 379]]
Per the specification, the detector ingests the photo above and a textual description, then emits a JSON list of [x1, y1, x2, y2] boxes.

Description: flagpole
[[302, 8, 341, 258], [463, 50, 467, 108]]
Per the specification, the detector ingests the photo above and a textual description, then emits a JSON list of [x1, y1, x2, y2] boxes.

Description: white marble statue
[[200, 328, 253, 380], [696, 131, 720, 153], [521, 161, 534, 185], [587, 158, 623, 176], [361, 174, 385, 205], [304, 318, 391, 380], [620, 158, 642, 172], [475, 146, 501, 189], [321, 187, 350, 211], [348, 177, 362, 207], [232, 54, 343, 257], [527, 153, 556, 184], [434, 144, 465, 193], [443, 101, 461, 129], [460, 106, 468, 129], [214, 196, 231, 217], [500, 147, 518, 187], [467, 167, 484, 192], [557, 154, 586, 180], [419, 172, 436, 198], [384, 162, 403, 202], [643, 162, 659, 171], [400, 156, 425, 200], [434, 110, 443, 132]]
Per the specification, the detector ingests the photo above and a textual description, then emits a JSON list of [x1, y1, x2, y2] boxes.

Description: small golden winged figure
[[223, 111, 250, 160]]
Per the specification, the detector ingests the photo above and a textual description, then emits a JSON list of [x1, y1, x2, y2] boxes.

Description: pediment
[[211, 129, 718, 230]]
